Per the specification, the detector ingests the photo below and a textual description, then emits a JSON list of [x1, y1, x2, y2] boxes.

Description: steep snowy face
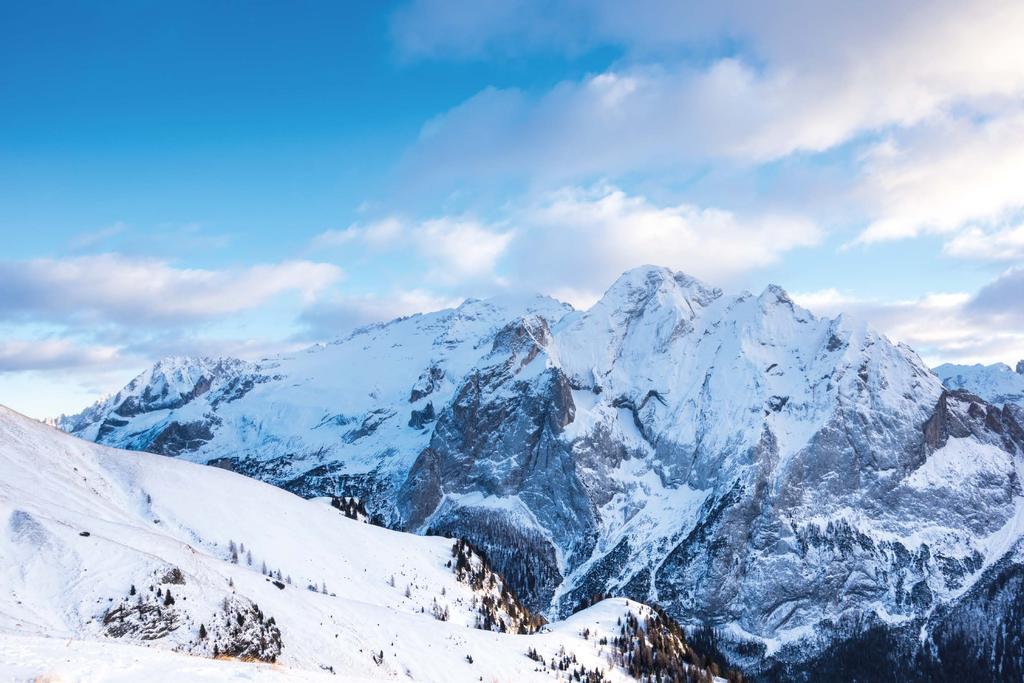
[[395, 266, 1023, 666], [2, 406, 730, 682], [56, 356, 263, 437], [58, 266, 1024, 674], [555, 268, 943, 490], [58, 294, 572, 514], [935, 361, 1024, 407]]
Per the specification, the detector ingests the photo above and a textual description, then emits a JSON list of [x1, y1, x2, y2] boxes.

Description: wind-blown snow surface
[[59, 266, 1024, 675], [935, 361, 1024, 407], [0, 405, 717, 682]]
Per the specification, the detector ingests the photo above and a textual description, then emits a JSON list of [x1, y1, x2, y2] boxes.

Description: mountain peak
[[597, 264, 721, 314], [758, 283, 794, 306]]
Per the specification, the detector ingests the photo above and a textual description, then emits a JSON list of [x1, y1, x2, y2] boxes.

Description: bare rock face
[[59, 266, 1024, 678]]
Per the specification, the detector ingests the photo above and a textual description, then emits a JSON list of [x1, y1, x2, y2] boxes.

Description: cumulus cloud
[[414, 218, 515, 281], [857, 114, 1024, 243], [311, 217, 514, 285], [507, 185, 820, 302], [309, 185, 819, 307], [943, 223, 1024, 262], [0, 254, 343, 325]]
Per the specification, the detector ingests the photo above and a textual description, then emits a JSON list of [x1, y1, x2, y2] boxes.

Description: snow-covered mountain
[[935, 361, 1024, 407], [1, 404, 731, 682], [58, 266, 1024, 679]]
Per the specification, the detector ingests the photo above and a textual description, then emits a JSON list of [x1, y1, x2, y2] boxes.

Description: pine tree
[[246, 549, 253, 566], [228, 540, 238, 563], [164, 589, 175, 606], [199, 623, 207, 639], [129, 584, 136, 596], [261, 560, 268, 575]]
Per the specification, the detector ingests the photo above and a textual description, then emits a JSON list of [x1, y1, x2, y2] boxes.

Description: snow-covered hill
[[1, 405, 729, 682], [935, 361, 1024, 407], [58, 265, 1024, 679]]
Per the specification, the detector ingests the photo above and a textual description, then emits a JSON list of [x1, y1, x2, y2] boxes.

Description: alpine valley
[[50, 266, 1024, 681]]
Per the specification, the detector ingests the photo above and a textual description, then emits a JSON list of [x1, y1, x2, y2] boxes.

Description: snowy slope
[[56, 295, 573, 511], [934, 361, 1024, 407], [1, 405, 725, 682], [57, 265, 1024, 677]]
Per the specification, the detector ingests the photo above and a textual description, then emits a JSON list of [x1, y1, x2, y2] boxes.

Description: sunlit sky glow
[[2, 1, 1023, 418]]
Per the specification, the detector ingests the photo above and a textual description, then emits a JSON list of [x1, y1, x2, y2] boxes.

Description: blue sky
[[2, 0, 1024, 418]]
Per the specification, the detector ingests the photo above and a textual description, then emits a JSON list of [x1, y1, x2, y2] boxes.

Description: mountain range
[[53, 265, 1024, 680]]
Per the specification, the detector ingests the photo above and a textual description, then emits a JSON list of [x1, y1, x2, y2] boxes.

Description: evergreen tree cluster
[[430, 510, 561, 612], [525, 645, 608, 681], [610, 608, 744, 683], [762, 564, 1024, 683], [449, 538, 546, 634], [330, 496, 369, 522], [226, 539, 293, 588]]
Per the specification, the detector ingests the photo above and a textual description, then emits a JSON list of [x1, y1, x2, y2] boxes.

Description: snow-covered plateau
[[54, 265, 1024, 680], [1, 404, 731, 682]]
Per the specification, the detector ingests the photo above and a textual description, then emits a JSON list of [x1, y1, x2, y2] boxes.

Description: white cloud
[[508, 185, 821, 292], [792, 282, 1024, 366], [311, 218, 405, 250], [363, 218, 406, 248], [308, 185, 819, 301], [857, 113, 1024, 243], [311, 216, 514, 285], [0, 254, 343, 325], [310, 226, 360, 249], [943, 223, 1024, 261], [0, 339, 122, 373], [399, 1, 1024, 180], [415, 218, 514, 281]]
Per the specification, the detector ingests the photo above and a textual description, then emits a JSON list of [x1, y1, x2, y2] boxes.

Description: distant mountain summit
[[60, 265, 1024, 680], [934, 360, 1024, 407]]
